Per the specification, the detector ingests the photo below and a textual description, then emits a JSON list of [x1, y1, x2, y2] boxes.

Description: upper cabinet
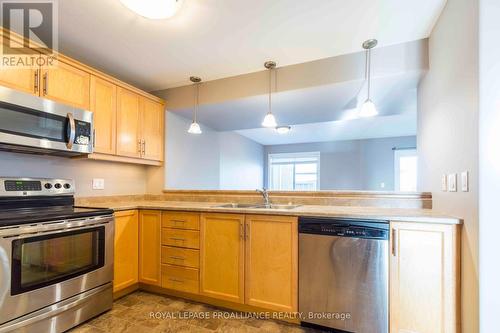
[[141, 97, 164, 161], [41, 59, 90, 109], [90, 76, 117, 155], [116, 88, 165, 162], [0, 38, 40, 95], [117, 87, 142, 158], [0, 29, 165, 166]]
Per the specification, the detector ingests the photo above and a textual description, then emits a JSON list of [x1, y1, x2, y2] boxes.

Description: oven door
[[0, 86, 93, 155], [0, 215, 114, 325]]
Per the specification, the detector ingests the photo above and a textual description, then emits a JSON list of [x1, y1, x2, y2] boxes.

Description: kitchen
[[0, 0, 496, 332]]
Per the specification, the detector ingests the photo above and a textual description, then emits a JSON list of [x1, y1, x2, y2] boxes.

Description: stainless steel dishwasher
[[299, 217, 389, 333]]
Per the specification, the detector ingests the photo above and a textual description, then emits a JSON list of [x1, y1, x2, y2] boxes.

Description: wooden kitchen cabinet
[[116, 88, 164, 162], [41, 59, 90, 109], [141, 97, 164, 161], [90, 76, 117, 155], [0, 37, 40, 95], [113, 210, 139, 293], [245, 215, 298, 312], [139, 210, 162, 286], [200, 213, 245, 303], [116, 87, 142, 158], [390, 222, 460, 333]]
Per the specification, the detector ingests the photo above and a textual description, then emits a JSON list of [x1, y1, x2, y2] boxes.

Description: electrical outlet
[[441, 174, 448, 192], [92, 178, 105, 190], [461, 171, 469, 192], [448, 174, 457, 192]]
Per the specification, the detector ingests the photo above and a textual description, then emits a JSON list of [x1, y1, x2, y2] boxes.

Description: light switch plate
[[441, 174, 448, 192], [461, 171, 469, 192], [92, 178, 105, 190], [448, 174, 457, 192]]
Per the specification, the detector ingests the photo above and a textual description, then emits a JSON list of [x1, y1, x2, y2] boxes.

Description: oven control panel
[[74, 120, 92, 146], [0, 178, 75, 196]]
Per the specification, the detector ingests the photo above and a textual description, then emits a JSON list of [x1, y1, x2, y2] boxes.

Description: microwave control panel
[[74, 120, 91, 145]]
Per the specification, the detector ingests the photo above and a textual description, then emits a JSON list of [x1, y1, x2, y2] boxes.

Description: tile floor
[[68, 291, 323, 333]]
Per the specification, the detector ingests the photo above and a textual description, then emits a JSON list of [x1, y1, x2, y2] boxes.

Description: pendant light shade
[[262, 113, 277, 128], [359, 39, 378, 118], [188, 121, 202, 134], [188, 76, 202, 135], [262, 61, 278, 128]]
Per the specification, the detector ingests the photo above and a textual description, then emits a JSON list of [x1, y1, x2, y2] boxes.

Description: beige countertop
[[82, 200, 462, 225]]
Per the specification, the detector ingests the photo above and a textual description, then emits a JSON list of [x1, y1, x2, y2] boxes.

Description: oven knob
[[63, 183, 71, 189], [44, 183, 52, 189], [54, 183, 62, 189]]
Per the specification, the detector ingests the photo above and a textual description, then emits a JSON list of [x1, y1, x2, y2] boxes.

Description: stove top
[[0, 177, 113, 227]]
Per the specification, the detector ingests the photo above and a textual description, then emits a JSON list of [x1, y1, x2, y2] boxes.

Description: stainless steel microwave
[[0, 86, 93, 156]]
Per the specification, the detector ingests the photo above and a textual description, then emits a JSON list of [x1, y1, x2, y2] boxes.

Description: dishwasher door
[[299, 230, 388, 333]]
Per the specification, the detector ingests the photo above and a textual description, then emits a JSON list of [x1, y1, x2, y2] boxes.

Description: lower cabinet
[[390, 221, 460, 333], [113, 210, 139, 292], [245, 215, 298, 312], [200, 213, 245, 303], [139, 210, 162, 286]]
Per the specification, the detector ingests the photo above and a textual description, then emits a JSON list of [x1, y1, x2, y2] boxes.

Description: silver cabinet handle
[[239, 222, 244, 239], [391, 228, 397, 256], [168, 278, 184, 283], [138, 140, 142, 155], [34, 70, 39, 93], [169, 256, 185, 261], [42, 72, 48, 95], [169, 237, 186, 242], [142, 140, 146, 155], [245, 222, 250, 240]]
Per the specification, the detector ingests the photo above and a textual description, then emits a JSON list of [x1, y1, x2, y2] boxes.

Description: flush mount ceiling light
[[188, 76, 202, 135], [262, 61, 278, 128], [276, 126, 291, 134], [359, 39, 379, 118], [120, 0, 184, 19]]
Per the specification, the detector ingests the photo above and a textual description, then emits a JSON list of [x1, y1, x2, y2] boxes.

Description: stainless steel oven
[[0, 178, 113, 333], [0, 86, 93, 156]]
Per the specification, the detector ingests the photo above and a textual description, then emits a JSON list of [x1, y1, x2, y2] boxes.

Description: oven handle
[[0, 283, 111, 333], [66, 112, 76, 149], [1, 218, 112, 239]]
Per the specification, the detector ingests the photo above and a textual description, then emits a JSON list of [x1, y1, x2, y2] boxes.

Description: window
[[268, 152, 320, 191], [394, 149, 418, 192]]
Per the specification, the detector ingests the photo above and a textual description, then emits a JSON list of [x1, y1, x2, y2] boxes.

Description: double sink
[[215, 203, 301, 210]]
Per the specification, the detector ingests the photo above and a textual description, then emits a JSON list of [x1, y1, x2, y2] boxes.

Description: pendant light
[[359, 39, 379, 118], [188, 76, 202, 134], [262, 61, 278, 128]]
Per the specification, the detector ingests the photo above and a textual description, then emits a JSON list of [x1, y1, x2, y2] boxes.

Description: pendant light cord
[[193, 82, 199, 122], [268, 67, 272, 114], [366, 48, 371, 100]]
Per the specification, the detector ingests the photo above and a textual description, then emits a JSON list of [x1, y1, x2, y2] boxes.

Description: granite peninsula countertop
[[80, 200, 462, 225]]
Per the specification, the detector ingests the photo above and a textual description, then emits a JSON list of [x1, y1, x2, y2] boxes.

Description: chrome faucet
[[256, 188, 270, 206]]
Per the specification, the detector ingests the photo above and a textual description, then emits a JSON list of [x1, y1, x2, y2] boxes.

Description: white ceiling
[[58, 0, 445, 91], [235, 113, 417, 145]]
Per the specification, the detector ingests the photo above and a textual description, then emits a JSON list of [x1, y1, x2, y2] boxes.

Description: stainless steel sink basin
[[215, 203, 301, 210], [252, 204, 301, 210], [215, 203, 260, 208]]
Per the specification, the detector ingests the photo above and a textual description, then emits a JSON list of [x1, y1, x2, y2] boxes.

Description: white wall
[[0, 151, 148, 197], [417, 0, 479, 331], [479, 0, 500, 331], [165, 112, 264, 190], [165, 112, 221, 189], [264, 136, 416, 191], [219, 132, 264, 190]]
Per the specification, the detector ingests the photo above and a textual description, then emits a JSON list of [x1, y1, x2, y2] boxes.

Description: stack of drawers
[[161, 212, 200, 293]]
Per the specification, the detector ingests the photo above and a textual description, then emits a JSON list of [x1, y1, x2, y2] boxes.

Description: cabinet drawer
[[162, 246, 199, 268], [162, 212, 200, 230], [161, 228, 200, 249], [161, 264, 199, 294]]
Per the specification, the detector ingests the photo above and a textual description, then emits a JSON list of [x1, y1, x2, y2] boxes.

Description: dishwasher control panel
[[299, 217, 389, 240]]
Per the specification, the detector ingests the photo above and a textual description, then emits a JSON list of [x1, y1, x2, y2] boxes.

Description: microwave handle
[[66, 113, 76, 149]]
